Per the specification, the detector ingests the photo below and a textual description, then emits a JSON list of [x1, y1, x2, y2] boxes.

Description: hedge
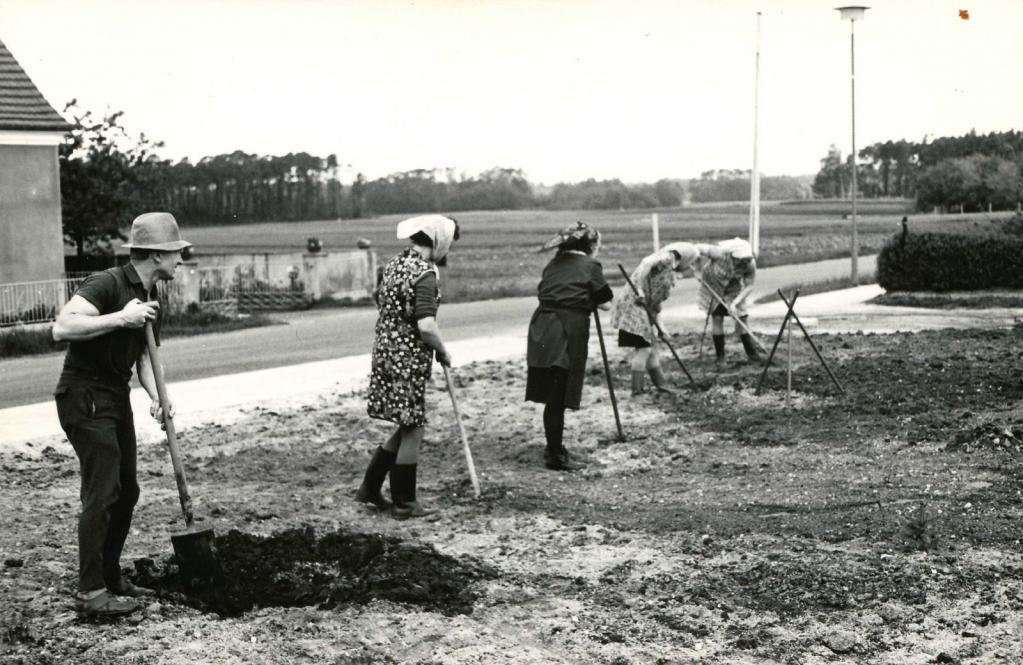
[[877, 231, 1023, 291]]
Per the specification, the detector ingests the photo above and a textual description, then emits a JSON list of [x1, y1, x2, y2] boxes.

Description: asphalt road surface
[[0, 255, 875, 407]]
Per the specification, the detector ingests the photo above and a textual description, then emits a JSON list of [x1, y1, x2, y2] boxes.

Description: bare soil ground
[[3, 327, 1023, 664]]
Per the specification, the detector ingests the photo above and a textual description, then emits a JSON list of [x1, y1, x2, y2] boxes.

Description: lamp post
[[836, 5, 868, 281]]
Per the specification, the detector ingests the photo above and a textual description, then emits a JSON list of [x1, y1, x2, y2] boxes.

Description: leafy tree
[[59, 100, 169, 257], [913, 155, 1021, 213], [653, 178, 685, 207], [812, 145, 849, 199]]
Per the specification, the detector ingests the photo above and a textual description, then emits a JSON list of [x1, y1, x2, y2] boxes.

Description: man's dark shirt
[[55, 263, 161, 393]]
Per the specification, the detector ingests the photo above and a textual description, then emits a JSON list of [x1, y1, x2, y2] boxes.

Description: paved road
[[0, 255, 875, 407]]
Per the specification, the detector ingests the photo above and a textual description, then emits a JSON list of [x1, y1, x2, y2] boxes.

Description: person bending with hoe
[[53, 212, 189, 618], [611, 242, 704, 395], [698, 237, 765, 369], [357, 215, 460, 519], [525, 222, 614, 471]]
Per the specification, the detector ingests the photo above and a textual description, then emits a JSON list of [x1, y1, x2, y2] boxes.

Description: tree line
[[812, 130, 1023, 212], [56, 103, 823, 257], [58, 101, 1021, 259]]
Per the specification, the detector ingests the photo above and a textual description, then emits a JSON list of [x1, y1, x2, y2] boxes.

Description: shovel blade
[[171, 526, 222, 589]]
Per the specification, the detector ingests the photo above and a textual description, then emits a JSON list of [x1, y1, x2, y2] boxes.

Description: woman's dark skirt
[[617, 329, 651, 349], [525, 307, 591, 410]]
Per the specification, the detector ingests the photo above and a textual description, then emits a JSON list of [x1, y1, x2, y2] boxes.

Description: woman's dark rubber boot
[[712, 334, 726, 370], [355, 447, 396, 510], [740, 334, 766, 364], [544, 449, 586, 471], [390, 464, 436, 519], [648, 366, 674, 394]]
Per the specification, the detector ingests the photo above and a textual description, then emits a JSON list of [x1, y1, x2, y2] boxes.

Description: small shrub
[[1000, 213, 1023, 236], [161, 305, 277, 337], [900, 503, 939, 552], [877, 229, 1023, 291]]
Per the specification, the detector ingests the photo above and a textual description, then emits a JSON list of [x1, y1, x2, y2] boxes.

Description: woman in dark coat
[[356, 214, 459, 519], [526, 222, 614, 471]]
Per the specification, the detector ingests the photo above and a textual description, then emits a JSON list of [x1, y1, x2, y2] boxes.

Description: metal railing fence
[[0, 267, 313, 327]]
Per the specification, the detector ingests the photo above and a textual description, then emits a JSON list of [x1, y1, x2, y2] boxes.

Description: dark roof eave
[[0, 121, 72, 132]]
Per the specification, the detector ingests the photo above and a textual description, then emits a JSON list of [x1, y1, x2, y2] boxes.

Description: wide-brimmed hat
[[122, 212, 192, 251]]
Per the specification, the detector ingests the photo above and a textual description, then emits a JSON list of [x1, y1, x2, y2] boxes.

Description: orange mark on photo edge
[[959, 9, 970, 20]]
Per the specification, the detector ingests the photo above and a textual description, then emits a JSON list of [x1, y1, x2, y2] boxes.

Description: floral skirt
[[367, 336, 434, 427]]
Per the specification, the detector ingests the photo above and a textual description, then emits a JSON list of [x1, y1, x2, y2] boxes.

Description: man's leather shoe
[[75, 590, 140, 618], [391, 501, 437, 520], [108, 580, 156, 597]]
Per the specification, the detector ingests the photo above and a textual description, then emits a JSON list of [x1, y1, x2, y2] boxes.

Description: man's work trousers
[[55, 384, 139, 593]]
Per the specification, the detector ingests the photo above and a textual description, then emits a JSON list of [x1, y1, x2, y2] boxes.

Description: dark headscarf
[[541, 221, 601, 254]]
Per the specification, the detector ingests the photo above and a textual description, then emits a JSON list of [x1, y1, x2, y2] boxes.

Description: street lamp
[[836, 5, 868, 281]]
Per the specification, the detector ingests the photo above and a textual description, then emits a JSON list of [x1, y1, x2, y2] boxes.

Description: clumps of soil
[[132, 526, 497, 618], [948, 421, 1023, 454], [684, 555, 935, 616]]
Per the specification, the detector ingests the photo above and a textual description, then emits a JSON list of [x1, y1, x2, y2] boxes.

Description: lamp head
[[836, 5, 869, 21]]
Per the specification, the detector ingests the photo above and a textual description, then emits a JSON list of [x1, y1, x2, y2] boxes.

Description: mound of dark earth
[[948, 420, 1023, 454], [131, 526, 497, 618]]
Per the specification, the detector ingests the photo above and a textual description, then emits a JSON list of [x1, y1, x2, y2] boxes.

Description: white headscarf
[[396, 215, 458, 262], [718, 237, 754, 260], [659, 242, 700, 270]]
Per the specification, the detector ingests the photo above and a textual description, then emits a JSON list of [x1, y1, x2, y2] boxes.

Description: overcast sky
[[1, 0, 1020, 184]]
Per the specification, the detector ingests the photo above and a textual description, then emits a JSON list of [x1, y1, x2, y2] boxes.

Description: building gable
[[0, 37, 71, 132]]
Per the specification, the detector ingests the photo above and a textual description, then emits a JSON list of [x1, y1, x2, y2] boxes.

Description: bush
[[161, 304, 277, 337], [0, 325, 65, 359], [877, 229, 1023, 291]]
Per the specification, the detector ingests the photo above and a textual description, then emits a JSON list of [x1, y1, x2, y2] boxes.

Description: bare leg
[[630, 347, 651, 394], [395, 426, 422, 464], [646, 345, 672, 393], [381, 427, 401, 453]]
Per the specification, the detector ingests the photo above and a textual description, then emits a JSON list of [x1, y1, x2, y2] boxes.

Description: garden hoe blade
[[145, 323, 222, 588]]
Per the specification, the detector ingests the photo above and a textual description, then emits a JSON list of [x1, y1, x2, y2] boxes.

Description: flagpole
[[749, 11, 762, 256]]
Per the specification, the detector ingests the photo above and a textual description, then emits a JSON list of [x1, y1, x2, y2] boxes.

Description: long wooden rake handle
[[442, 366, 482, 498], [592, 308, 626, 442], [617, 264, 696, 386], [696, 276, 768, 353]]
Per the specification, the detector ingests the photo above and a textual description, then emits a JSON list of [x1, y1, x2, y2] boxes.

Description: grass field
[[178, 201, 1018, 302]]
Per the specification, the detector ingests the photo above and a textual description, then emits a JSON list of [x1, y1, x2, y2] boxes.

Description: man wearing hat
[[52, 212, 190, 617]]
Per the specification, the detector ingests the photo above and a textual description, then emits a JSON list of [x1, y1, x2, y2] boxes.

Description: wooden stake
[[786, 315, 792, 405]]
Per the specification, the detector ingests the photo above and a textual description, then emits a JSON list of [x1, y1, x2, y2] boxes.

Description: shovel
[[144, 322, 221, 588]]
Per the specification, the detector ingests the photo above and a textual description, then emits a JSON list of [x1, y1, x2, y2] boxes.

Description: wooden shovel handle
[[144, 322, 195, 526]]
